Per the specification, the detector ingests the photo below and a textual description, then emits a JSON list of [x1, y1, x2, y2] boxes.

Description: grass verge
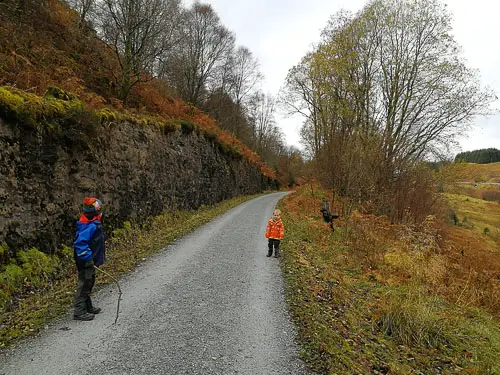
[[279, 187, 499, 375]]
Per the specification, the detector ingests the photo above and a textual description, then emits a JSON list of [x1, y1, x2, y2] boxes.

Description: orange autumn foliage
[[130, 83, 275, 178], [0, 0, 275, 179]]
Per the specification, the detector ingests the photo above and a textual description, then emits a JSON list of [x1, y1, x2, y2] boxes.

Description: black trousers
[[268, 238, 281, 257], [74, 261, 96, 315]]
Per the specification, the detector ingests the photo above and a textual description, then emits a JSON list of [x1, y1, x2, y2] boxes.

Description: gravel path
[[0, 192, 308, 375]]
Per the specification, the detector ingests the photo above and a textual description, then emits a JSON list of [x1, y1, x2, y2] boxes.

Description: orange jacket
[[265, 217, 285, 240]]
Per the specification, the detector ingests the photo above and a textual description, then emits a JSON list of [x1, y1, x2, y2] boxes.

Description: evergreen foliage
[[455, 148, 500, 164]]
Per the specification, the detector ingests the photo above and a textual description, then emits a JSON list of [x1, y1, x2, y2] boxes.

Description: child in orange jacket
[[265, 209, 285, 258]]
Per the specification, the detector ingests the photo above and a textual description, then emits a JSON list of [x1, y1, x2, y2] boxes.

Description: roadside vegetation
[[279, 184, 499, 375], [0, 193, 262, 349], [277, 0, 498, 370]]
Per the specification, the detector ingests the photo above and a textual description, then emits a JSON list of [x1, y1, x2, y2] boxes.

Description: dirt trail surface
[[0, 192, 308, 375]]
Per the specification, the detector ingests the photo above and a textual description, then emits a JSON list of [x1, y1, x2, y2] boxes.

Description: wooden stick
[[94, 266, 122, 324]]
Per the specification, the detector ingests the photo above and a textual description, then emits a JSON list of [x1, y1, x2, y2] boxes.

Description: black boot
[[86, 298, 101, 314], [87, 306, 102, 314], [74, 312, 95, 321]]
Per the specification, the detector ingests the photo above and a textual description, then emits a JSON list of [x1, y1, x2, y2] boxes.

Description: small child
[[265, 209, 285, 258], [73, 197, 106, 321]]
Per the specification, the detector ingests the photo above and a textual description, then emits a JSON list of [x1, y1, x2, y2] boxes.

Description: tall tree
[[229, 46, 263, 106], [366, 0, 493, 164], [248, 92, 277, 154], [281, 0, 494, 221], [96, 0, 181, 102], [67, 0, 95, 25], [160, 2, 235, 106]]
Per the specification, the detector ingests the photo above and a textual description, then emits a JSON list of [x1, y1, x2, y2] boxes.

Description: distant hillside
[[455, 148, 500, 164], [453, 162, 500, 183]]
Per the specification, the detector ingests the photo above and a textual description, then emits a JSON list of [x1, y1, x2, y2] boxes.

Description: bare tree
[[96, 0, 181, 102], [248, 92, 277, 153], [66, 0, 95, 25], [229, 46, 263, 106], [280, 54, 326, 158], [202, 45, 262, 143], [160, 2, 235, 106]]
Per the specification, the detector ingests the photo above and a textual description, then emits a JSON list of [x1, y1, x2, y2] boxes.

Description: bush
[[179, 119, 195, 134], [378, 287, 453, 348]]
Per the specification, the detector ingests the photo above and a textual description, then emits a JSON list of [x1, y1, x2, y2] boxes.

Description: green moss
[[17, 248, 59, 287], [95, 107, 119, 123], [56, 245, 73, 262], [0, 86, 84, 128], [0, 87, 26, 123], [0, 264, 25, 300], [45, 86, 76, 101], [0, 246, 68, 311]]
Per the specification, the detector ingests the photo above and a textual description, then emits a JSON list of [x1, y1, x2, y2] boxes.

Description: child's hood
[[76, 218, 100, 231]]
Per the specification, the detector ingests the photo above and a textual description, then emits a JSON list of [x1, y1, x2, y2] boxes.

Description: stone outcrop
[[0, 116, 275, 257]]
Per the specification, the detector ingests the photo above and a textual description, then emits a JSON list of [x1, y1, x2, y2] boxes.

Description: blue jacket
[[74, 219, 106, 266]]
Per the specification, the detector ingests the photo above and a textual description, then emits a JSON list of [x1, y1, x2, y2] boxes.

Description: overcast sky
[[184, 0, 500, 154]]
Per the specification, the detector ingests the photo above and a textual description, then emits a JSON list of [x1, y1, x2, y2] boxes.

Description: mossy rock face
[[0, 86, 274, 275]]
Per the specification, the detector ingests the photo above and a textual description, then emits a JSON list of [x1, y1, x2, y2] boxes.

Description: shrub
[[378, 287, 453, 348], [179, 119, 195, 134]]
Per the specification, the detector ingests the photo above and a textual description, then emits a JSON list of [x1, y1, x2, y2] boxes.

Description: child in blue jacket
[[73, 197, 106, 321]]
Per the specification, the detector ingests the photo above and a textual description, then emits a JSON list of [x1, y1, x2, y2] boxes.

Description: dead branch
[[94, 266, 122, 324]]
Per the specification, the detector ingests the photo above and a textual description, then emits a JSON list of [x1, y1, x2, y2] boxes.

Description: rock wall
[[0, 117, 275, 256]]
